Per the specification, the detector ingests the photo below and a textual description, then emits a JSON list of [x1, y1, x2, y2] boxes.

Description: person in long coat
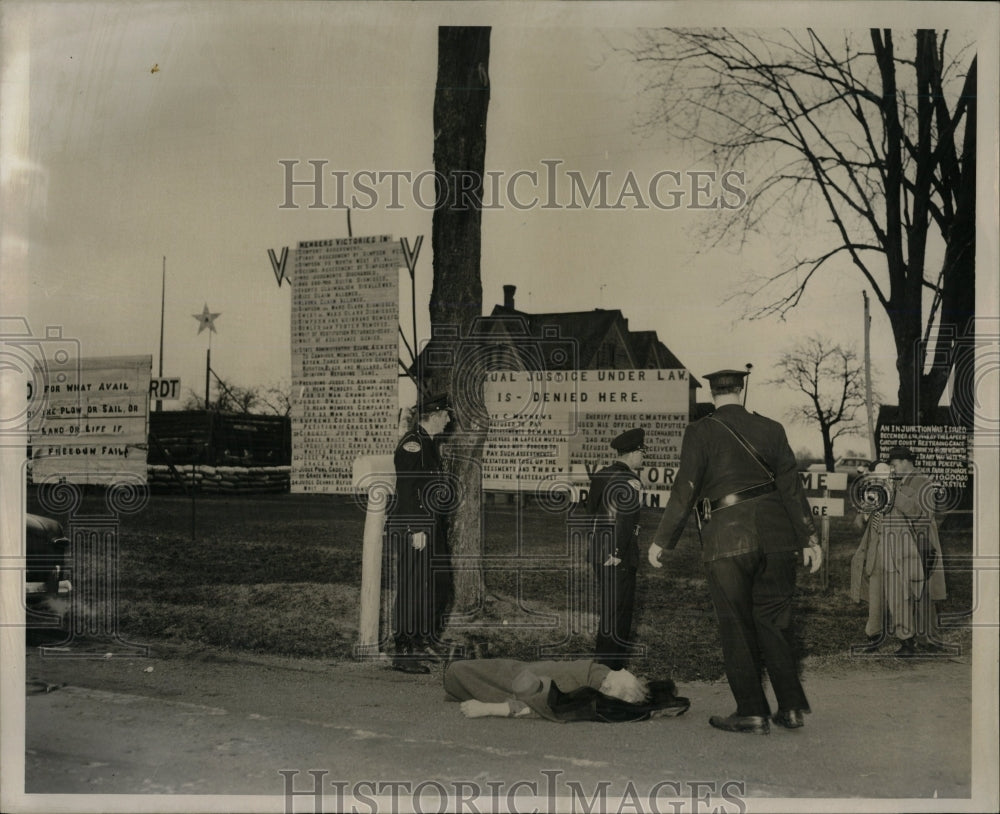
[[850, 447, 947, 657], [648, 369, 822, 735]]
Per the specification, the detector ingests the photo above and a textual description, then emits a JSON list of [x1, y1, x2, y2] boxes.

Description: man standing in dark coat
[[648, 370, 822, 734], [387, 393, 454, 674], [587, 427, 646, 670]]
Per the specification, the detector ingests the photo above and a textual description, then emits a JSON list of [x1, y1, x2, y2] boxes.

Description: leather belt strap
[[709, 480, 777, 512]]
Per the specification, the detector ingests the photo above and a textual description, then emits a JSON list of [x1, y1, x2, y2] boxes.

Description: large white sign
[[290, 235, 402, 493], [483, 369, 690, 505], [29, 355, 151, 484]]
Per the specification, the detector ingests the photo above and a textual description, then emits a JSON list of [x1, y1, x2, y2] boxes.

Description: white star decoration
[[193, 303, 220, 334]]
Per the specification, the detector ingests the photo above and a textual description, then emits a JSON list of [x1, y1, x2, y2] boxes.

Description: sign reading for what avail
[[29, 355, 151, 485]]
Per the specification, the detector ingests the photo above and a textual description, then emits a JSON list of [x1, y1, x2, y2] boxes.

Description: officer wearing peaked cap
[[586, 426, 647, 670], [649, 369, 822, 735], [388, 392, 454, 673]]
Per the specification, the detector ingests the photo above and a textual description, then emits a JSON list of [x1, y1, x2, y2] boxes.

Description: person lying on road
[[444, 657, 690, 723]]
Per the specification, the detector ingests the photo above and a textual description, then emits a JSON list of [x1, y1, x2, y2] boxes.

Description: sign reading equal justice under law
[[29, 355, 151, 484], [290, 235, 403, 493], [483, 369, 690, 505]]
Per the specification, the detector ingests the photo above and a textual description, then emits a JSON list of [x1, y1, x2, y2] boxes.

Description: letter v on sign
[[400, 235, 423, 279], [267, 246, 291, 287]]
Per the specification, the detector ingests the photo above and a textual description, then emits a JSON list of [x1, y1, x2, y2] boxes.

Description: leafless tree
[[257, 381, 293, 417], [183, 379, 256, 413], [629, 28, 976, 425], [769, 336, 875, 470]]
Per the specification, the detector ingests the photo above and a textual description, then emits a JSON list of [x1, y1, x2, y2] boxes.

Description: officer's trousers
[[704, 549, 808, 717], [594, 563, 637, 671], [391, 530, 432, 649], [390, 526, 453, 649]]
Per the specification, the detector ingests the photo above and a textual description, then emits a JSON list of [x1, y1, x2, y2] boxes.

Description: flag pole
[[157, 256, 165, 412], [205, 335, 212, 410]]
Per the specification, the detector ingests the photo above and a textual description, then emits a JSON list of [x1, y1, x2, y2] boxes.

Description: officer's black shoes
[[392, 656, 431, 675], [709, 713, 770, 735], [894, 638, 917, 658], [391, 646, 430, 674], [771, 708, 807, 729], [392, 657, 430, 674], [860, 634, 882, 653]]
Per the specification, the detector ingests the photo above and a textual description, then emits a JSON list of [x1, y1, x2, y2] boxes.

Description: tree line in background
[[181, 379, 292, 416]]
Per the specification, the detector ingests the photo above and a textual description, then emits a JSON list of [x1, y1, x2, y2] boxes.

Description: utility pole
[[157, 257, 165, 412], [863, 291, 877, 460]]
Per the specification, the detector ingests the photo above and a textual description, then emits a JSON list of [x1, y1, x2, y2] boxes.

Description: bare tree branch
[[626, 27, 976, 422]]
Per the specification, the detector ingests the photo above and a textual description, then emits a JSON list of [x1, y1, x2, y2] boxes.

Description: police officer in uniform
[[648, 370, 822, 734], [587, 427, 646, 670], [388, 393, 453, 674]]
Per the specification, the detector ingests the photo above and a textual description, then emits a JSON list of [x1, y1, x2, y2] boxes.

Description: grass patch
[[28, 491, 974, 682]]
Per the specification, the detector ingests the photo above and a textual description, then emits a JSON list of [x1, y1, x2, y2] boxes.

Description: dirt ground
[[11, 638, 996, 814]]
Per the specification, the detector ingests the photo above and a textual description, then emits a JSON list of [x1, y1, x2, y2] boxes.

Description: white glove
[[603, 554, 622, 567], [411, 531, 427, 551], [803, 536, 822, 573], [648, 543, 664, 569]]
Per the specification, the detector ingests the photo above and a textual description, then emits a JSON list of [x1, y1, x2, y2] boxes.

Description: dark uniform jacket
[[652, 404, 815, 562], [391, 425, 448, 539], [586, 461, 642, 568]]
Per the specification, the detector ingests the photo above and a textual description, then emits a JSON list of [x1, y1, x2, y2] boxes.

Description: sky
[[3, 0, 997, 459]]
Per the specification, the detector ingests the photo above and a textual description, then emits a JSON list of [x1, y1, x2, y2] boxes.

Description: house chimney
[[503, 284, 516, 309]]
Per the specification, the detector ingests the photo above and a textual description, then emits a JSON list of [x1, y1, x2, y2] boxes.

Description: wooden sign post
[[801, 471, 848, 590]]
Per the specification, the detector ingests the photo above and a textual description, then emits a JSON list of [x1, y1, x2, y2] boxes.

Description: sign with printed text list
[[483, 368, 690, 505]]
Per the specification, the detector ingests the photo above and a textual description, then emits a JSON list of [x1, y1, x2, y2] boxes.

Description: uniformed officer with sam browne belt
[[649, 370, 822, 734], [388, 393, 454, 674], [587, 427, 647, 671]]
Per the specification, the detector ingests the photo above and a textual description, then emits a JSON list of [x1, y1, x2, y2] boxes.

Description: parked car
[[807, 456, 871, 480], [25, 512, 72, 628]]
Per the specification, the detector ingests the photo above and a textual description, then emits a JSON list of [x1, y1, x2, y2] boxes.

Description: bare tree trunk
[[430, 27, 491, 617], [820, 428, 836, 471], [924, 58, 977, 426]]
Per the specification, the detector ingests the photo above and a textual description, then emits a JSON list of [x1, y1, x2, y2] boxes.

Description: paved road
[[16, 644, 979, 811]]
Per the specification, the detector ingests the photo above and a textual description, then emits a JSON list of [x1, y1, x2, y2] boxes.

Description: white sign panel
[[290, 235, 402, 493], [483, 369, 690, 504], [149, 377, 182, 400], [807, 497, 845, 517], [29, 355, 151, 484], [799, 471, 848, 491]]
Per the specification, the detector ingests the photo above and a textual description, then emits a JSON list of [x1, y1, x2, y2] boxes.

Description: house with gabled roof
[[414, 285, 701, 415]]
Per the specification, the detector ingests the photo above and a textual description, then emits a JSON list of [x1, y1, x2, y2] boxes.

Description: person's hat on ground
[[611, 427, 646, 453], [546, 677, 690, 723], [595, 679, 691, 722]]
